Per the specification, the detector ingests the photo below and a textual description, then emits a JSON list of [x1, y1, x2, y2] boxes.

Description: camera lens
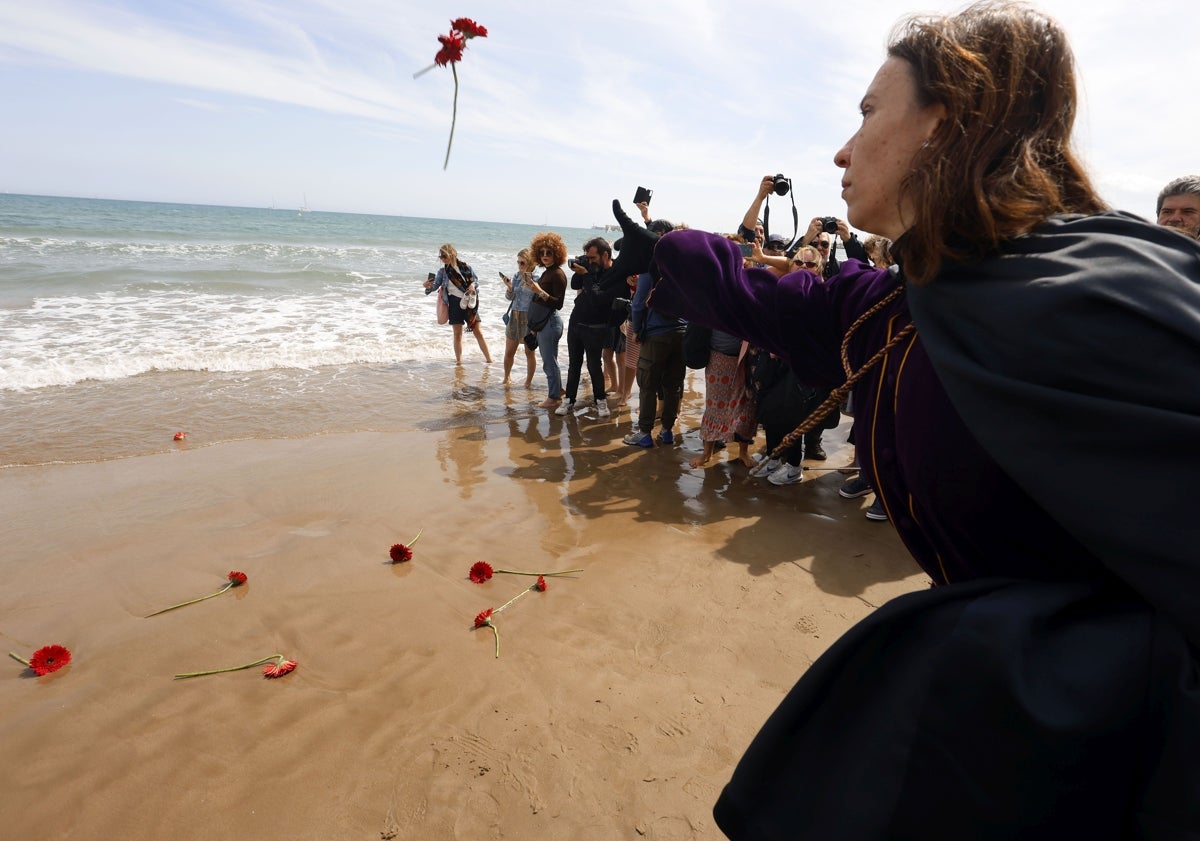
[[773, 175, 790, 197]]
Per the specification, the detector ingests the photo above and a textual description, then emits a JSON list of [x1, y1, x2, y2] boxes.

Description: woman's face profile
[[835, 57, 945, 240]]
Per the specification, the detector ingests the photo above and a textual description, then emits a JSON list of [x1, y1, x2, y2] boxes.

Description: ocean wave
[[0, 288, 469, 391]]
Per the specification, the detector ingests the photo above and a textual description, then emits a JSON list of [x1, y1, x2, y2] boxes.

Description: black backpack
[[683, 323, 712, 369]]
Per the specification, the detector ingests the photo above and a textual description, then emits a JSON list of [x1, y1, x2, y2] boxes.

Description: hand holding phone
[[633, 186, 653, 205], [499, 271, 510, 284]]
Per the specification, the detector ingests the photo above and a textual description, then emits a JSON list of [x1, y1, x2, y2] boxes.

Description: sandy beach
[[0, 407, 924, 840]]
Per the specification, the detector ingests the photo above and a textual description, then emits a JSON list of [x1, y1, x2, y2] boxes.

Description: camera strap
[[764, 180, 801, 253]]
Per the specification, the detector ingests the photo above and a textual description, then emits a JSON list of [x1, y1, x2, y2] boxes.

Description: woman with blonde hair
[[424, 243, 492, 364], [650, 2, 1200, 836], [500, 247, 538, 388]]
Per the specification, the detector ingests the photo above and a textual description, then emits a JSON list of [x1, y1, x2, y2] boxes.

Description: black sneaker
[[865, 499, 889, 521], [805, 442, 827, 461], [838, 475, 873, 499]]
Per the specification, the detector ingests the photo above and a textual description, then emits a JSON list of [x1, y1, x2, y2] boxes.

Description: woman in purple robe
[[648, 2, 1200, 838]]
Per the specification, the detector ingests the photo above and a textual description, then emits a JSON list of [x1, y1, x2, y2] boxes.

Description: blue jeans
[[537, 312, 564, 399]]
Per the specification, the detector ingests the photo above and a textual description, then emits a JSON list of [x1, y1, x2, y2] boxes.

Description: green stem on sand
[[146, 581, 234, 618], [494, 568, 584, 578], [174, 654, 283, 680], [8, 652, 31, 668], [443, 64, 459, 170], [408, 528, 424, 547], [484, 622, 500, 658]]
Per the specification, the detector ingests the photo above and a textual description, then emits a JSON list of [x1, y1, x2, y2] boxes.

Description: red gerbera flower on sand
[[263, 658, 298, 679], [389, 529, 423, 564], [474, 608, 494, 628], [534, 575, 547, 592], [9, 644, 72, 676], [434, 31, 465, 66], [228, 570, 248, 586], [451, 17, 488, 38], [469, 561, 494, 583], [175, 653, 297, 681]]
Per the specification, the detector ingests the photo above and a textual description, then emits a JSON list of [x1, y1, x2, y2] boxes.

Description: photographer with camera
[[556, 237, 617, 418], [806, 215, 869, 279], [737, 174, 796, 251]]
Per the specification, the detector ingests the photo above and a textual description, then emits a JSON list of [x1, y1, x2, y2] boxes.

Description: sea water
[[0, 194, 610, 466]]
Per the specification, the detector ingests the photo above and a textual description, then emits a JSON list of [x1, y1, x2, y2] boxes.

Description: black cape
[[712, 213, 1200, 840]]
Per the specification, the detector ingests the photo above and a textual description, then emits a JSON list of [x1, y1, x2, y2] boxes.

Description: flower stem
[[8, 652, 31, 668], [408, 528, 423, 547], [485, 622, 500, 658], [494, 587, 533, 615], [174, 654, 281, 680], [443, 64, 459, 170], [494, 568, 584, 578], [146, 581, 234, 618], [412, 63, 437, 79]]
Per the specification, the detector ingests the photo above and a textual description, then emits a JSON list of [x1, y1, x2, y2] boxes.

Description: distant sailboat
[[298, 194, 310, 216]]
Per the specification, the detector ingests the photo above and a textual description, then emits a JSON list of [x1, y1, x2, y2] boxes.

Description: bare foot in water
[[502, 377, 512, 387], [738, 453, 758, 468], [689, 455, 712, 469], [524, 377, 534, 388], [538, 397, 561, 409]]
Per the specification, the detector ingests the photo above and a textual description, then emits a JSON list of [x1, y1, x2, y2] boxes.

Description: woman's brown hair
[[889, 1, 1106, 284], [530, 232, 567, 268]]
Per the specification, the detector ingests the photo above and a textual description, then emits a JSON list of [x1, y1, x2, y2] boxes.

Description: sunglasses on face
[[816, 242, 830, 249], [539, 248, 553, 256], [795, 260, 819, 268], [517, 260, 527, 266]]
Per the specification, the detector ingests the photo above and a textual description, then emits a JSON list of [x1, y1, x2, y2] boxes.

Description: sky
[[0, 1, 1195, 233]]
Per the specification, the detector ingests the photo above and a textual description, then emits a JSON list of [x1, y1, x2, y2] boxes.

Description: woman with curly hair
[[528, 232, 568, 408]]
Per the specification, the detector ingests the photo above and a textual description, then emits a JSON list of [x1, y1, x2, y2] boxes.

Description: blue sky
[[0, 1, 1194, 232]]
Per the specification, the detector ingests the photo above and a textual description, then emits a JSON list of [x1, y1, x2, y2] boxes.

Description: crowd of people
[[424, 171, 1200, 531], [422, 189, 919, 521], [422, 3, 1200, 835]]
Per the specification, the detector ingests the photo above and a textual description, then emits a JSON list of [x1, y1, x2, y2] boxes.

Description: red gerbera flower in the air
[[534, 575, 547, 592], [15, 644, 72, 676], [263, 658, 298, 679], [469, 561, 494, 583], [434, 31, 465, 66], [451, 18, 488, 38], [228, 571, 248, 586], [474, 608, 494, 628]]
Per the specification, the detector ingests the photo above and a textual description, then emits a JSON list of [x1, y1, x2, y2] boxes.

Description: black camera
[[570, 254, 590, 270], [772, 174, 791, 196], [611, 297, 631, 316], [820, 216, 839, 234]]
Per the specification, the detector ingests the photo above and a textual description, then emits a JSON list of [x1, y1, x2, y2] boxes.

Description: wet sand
[[0, 410, 924, 840]]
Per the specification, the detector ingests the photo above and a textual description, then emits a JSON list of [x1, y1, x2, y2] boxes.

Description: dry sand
[[0, 413, 924, 840]]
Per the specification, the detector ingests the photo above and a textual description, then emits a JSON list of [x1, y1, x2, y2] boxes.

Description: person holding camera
[[806, 215, 869, 279], [555, 237, 616, 418]]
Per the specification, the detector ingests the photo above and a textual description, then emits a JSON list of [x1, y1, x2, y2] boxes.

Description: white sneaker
[[750, 457, 781, 478], [554, 400, 575, 416], [767, 463, 804, 486], [596, 399, 611, 418]]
